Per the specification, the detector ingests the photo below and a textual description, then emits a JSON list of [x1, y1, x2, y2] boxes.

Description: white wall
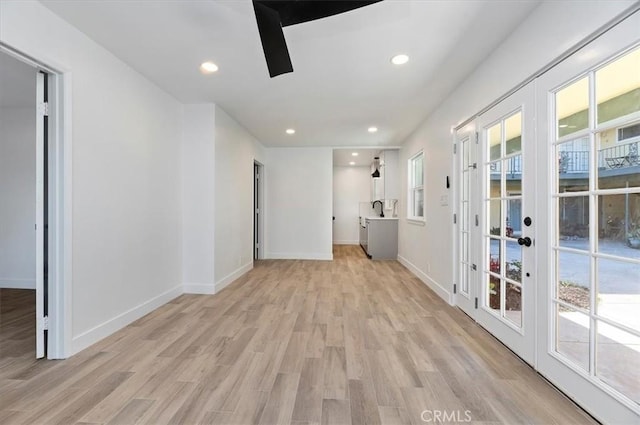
[[266, 147, 333, 260], [0, 108, 36, 289], [383, 150, 400, 202], [333, 166, 370, 244], [214, 106, 265, 289], [397, 0, 636, 303], [182, 104, 216, 294], [1, 1, 184, 354]]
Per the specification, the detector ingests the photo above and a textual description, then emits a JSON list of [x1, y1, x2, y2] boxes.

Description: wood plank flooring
[[0, 289, 35, 359], [0, 246, 596, 424]]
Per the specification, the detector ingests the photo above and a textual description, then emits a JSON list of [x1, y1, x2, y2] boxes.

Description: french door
[[477, 83, 537, 365], [535, 11, 640, 424], [455, 9, 640, 423], [455, 83, 537, 365], [454, 125, 478, 316]]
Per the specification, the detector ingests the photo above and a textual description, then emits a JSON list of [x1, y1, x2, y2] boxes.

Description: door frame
[[35, 70, 45, 358], [254, 160, 264, 261], [1, 44, 72, 359]]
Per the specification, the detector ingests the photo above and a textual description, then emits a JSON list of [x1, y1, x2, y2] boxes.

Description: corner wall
[[397, 0, 636, 303], [214, 106, 265, 290], [266, 147, 333, 260]]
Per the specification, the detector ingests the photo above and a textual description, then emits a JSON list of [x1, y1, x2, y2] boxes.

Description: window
[[617, 122, 640, 143], [408, 151, 424, 220]]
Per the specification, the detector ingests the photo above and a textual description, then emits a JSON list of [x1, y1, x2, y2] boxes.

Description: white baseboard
[[71, 284, 183, 355], [267, 252, 333, 260], [397, 255, 452, 304], [183, 283, 215, 294], [215, 262, 253, 293], [332, 240, 359, 245], [0, 278, 36, 290]]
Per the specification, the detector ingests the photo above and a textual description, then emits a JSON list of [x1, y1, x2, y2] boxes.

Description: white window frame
[[407, 151, 425, 222], [615, 121, 640, 144]]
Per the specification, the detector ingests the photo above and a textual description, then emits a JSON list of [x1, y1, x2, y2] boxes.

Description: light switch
[[440, 195, 448, 206]]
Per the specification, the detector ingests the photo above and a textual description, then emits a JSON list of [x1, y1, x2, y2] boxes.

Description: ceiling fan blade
[[276, 1, 383, 27], [253, 1, 383, 78], [253, 1, 293, 78]]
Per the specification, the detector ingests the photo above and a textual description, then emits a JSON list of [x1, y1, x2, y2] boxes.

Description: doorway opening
[[254, 161, 264, 261], [0, 44, 69, 360], [0, 51, 46, 359]]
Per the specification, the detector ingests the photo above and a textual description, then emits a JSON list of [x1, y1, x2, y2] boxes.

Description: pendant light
[[371, 156, 381, 178]]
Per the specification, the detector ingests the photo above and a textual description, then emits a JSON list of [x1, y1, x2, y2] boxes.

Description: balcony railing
[[598, 140, 639, 170], [490, 140, 639, 175], [559, 151, 589, 173]]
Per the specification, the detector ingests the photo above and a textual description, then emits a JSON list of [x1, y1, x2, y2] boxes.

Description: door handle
[[517, 237, 532, 247]]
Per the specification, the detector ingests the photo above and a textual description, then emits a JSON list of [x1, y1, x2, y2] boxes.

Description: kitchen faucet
[[372, 200, 384, 217]]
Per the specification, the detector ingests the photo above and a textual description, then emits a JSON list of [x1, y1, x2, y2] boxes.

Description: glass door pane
[[475, 81, 536, 365], [483, 111, 525, 327], [551, 44, 640, 409]]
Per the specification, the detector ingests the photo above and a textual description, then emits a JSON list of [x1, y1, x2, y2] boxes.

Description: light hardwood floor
[[0, 289, 35, 360], [0, 245, 596, 424]]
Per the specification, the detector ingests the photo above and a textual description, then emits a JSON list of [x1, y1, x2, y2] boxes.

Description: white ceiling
[[333, 148, 391, 167], [0, 51, 37, 108], [41, 0, 540, 147]]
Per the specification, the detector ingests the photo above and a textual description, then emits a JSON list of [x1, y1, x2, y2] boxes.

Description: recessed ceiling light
[[286, 128, 295, 134], [352, 152, 359, 156], [368, 127, 378, 133], [349, 161, 356, 165], [200, 61, 219, 73], [391, 54, 409, 65]]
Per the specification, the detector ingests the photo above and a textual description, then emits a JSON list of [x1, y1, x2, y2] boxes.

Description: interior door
[[535, 11, 640, 423], [35, 72, 46, 358], [475, 82, 536, 365], [454, 124, 478, 316]]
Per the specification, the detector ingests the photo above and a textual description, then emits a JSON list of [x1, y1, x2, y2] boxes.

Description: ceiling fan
[[252, 0, 383, 78]]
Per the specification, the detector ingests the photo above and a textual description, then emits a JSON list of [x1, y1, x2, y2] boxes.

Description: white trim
[[267, 252, 334, 261], [332, 240, 359, 245], [70, 285, 182, 355], [35, 71, 45, 359], [215, 262, 254, 293], [183, 283, 215, 295], [58, 70, 73, 360], [397, 255, 452, 304], [0, 279, 36, 289], [407, 150, 425, 221]]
